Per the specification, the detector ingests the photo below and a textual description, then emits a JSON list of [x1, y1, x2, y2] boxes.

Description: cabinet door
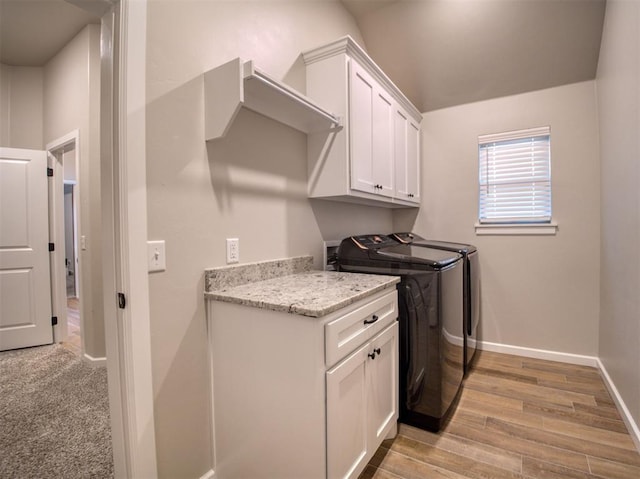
[[349, 61, 375, 195], [406, 118, 421, 203], [349, 61, 394, 198], [394, 107, 420, 203], [368, 322, 399, 446], [326, 343, 368, 479], [371, 87, 394, 198]]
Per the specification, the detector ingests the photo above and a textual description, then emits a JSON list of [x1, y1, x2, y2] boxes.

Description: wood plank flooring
[[360, 350, 640, 479]]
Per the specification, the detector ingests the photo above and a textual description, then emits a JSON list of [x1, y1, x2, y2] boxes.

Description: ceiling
[[1, 0, 606, 113], [341, 0, 606, 112], [0, 0, 100, 67]]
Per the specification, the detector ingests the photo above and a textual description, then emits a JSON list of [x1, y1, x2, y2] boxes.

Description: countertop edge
[[205, 274, 400, 318]]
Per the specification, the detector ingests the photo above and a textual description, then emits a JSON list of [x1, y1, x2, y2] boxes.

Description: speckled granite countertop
[[205, 256, 399, 318]]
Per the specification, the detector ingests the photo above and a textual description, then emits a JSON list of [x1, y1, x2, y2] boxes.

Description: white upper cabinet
[[304, 36, 421, 208]]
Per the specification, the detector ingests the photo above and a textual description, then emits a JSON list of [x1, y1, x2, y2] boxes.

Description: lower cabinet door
[[326, 343, 369, 479], [368, 322, 399, 445]]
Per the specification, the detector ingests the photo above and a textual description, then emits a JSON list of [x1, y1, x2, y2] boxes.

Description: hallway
[[62, 297, 81, 356]]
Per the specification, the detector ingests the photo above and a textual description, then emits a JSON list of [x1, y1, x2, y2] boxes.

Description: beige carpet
[[0, 344, 113, 478]]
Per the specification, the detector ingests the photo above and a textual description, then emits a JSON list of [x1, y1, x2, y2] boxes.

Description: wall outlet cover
[[226, 238, 239, 264]]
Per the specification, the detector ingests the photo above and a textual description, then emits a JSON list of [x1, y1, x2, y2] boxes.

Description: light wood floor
[[361, 350, 640, 479], [61, 296, 81, 356]]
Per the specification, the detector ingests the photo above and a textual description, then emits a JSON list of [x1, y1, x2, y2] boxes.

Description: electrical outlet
[[147, 240, 166, 272], [226, 238, 239, 264]]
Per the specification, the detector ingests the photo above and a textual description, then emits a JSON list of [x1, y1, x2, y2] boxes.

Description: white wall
[[0, 63, 43, 149], [596, 0, 640, 432], [395, 81, 601, 356], [44, 24, 103, 358], [145, 1, 391, 477]]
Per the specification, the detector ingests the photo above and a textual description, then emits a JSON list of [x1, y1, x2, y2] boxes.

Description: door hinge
[[48, 242, 55, 252], [51, 316, 58, 326], [47, 167, 54, 177], [117, 292, 126, 309]]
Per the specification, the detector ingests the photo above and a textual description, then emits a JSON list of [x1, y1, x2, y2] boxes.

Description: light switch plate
[[148, 240, 166, 272]]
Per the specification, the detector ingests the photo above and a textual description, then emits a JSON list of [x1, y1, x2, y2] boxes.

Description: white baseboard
[[83, 353, 107, 367], [199, 469, 215, 479], [478, 340, 598, 367], [596, 358, 640, 453]]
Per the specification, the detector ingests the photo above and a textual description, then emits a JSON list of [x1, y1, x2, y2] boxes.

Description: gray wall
[[43, 24, 104, 359], [395, 81, 601, 356], [596, 0, 640, 434], [145, 1, 392, 476], [0, 63, 43, 149]]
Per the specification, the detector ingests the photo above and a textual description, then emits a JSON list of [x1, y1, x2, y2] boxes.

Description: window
[[478, 126, 551, 226]]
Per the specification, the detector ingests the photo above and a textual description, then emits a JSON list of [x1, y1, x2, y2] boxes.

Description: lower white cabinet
[[326, 322, 398, 479], [207, 288, 399, 479]]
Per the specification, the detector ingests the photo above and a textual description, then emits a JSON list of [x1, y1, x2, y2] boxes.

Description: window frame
[[476, 126, 557, 236]]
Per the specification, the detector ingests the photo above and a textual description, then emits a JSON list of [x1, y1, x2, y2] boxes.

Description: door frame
[[46, 130, 81, 346], [99, 0, 158, 477]]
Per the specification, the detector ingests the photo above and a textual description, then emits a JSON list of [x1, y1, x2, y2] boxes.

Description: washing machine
[[337, 234, 464, 431], [390, 232, 479, 373]]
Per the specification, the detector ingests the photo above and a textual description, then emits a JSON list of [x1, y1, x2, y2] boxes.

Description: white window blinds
[[478, 126, 551, 224]]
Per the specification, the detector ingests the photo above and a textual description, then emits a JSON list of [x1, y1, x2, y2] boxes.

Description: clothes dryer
[[337, 234, 464, 431], [390, 232, 479, 373]]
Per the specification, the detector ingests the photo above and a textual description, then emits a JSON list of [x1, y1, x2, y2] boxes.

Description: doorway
[[64, 183, 77, 297], [48, 136, 83, 357], [64, 181, 81, 355]]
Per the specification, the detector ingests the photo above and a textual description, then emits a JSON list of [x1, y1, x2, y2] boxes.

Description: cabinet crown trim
[[302, 35, 422, 121]]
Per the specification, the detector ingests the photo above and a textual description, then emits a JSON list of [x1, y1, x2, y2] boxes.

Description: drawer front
[[325, 289, 397, 368]]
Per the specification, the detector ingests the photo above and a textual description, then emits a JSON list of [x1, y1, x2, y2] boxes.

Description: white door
[[368, 322, 399, 446], [326, 342, 369, 479], [394, 107, 420, 203], [349, 61, 395, 198], [349, 61, 375, 195], [394, 107, 410, 199], [0, 147, 53, 351], [406, 119, 421, 202], [371, 87, 394, 198]]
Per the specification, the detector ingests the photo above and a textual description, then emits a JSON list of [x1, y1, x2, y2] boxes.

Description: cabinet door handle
[[364, 314, 379, 325], [368, 348, 381, 360]]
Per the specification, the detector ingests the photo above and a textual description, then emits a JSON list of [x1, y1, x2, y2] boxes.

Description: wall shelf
[[204, 58, 341, 141]]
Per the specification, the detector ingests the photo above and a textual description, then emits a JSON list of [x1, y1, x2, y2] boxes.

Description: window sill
[[475, 222, 558, 236]]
